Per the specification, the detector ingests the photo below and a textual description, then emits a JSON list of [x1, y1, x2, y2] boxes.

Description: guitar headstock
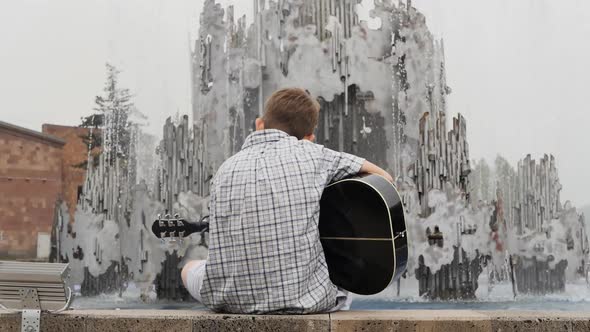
[[152, 214, 190, 239], [151, 213, 209, 240]]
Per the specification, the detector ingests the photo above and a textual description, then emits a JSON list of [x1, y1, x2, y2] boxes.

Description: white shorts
[[185, 261, 351, 311], [329, 288, 352, 312], [185, 261, 207, 303]]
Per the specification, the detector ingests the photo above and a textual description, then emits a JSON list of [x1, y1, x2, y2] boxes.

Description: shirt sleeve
[[207, 174, 218, 218], [322, 147, 365, 183]]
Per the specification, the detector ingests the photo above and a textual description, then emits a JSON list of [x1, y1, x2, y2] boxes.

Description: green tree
[[75, 63, 137, 170], [94, 63, 134, 165]]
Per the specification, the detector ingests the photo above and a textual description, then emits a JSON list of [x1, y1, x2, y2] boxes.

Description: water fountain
[[51, 0, 589, 308]]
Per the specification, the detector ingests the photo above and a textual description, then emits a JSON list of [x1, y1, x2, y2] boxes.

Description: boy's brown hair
[[263, 88, 320, 139]]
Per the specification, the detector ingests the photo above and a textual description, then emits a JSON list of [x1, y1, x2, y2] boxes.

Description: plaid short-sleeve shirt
[[200, 129, 364, 314]]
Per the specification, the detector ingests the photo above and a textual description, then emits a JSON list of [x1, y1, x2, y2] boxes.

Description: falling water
[[56, 0, 590, 309]]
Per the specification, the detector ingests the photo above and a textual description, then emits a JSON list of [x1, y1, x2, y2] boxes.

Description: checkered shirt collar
[[241, 129, 291, 150]]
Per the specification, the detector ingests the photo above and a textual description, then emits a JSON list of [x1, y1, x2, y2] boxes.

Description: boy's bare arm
[[360, 160, 394, 183]]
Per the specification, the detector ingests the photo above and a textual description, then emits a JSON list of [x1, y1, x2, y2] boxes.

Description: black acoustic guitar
[[152, 174, 408, 295]]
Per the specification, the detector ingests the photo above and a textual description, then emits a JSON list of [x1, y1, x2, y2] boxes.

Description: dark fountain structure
[[51, 0, 588, 302]]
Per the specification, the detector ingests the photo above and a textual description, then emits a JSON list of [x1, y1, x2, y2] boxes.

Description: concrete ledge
[[1, 310, 589, 332], [0, 310, 328, 332], [330, 310, 590, 332]]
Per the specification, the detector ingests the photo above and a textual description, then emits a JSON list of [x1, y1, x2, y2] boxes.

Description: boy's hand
[[381, 172, 394, 183], [360, 160, 394, 183]]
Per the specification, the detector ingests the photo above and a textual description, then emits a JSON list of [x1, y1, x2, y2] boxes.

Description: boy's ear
[[303, 133, 315, 142], [255, 118, 265, 131]]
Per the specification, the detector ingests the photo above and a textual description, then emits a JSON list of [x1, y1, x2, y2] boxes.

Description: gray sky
[[413, 0, 590, 207], [0, 0, 197, 136], [1, 0, 589, 206]]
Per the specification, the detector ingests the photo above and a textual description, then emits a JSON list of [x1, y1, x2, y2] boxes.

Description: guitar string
[[320, 234, 406, 241]]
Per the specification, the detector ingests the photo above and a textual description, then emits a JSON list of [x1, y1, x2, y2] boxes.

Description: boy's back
[[181, 88, 391, 314], [200, 129, 364, 314]]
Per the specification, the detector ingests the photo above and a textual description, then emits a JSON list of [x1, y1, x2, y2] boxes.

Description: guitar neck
[[184, 221, 209, 235]]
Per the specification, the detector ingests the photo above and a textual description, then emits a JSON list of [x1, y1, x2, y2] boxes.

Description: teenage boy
[[182, 88, 392, 314]]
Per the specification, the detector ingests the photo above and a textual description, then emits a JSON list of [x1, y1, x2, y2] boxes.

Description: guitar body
[[319, 174, 408, 295], [152, 174, 408, 296]]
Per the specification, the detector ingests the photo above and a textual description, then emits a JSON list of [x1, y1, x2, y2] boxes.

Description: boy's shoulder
[[292, 138, 326, 151], [219, 139, 329, 168], [217, 152, 242, 170], [255, 135, 326, 153]]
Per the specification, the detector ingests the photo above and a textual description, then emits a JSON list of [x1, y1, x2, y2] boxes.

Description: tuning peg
[[157, 213, 162, 220], [174, 213, 180, 219], [159, 220, 165, 227], [165, 214, 171, 219], [179, 231, 185, 238], [170, 231, 176, 237], [160, 232, 167, 238], [168, 220, 174, 227], [178, 220, 184, 227]]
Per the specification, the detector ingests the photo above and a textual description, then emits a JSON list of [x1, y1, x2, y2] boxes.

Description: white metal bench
[[0, 261, 72, 332]]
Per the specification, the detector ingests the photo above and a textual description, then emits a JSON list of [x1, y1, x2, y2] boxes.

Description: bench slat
[[0, 298, 67, 311], [0, 282, 65, 289], [0, 288, 66, 295]]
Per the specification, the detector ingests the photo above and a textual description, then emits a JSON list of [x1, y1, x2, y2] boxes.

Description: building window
[[77, 186, 83, 201]]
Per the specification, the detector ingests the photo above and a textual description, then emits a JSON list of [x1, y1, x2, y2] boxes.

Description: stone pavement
[[1, 309, 589, 331]]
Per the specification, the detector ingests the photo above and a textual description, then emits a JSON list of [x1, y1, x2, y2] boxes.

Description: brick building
[[0, 121, 94, 260], [0, 121, 65, 260], [42, 124, 96, 220]]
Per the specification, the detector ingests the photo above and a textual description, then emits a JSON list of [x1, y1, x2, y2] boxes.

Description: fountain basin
[[1, 309, 590, 331]]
